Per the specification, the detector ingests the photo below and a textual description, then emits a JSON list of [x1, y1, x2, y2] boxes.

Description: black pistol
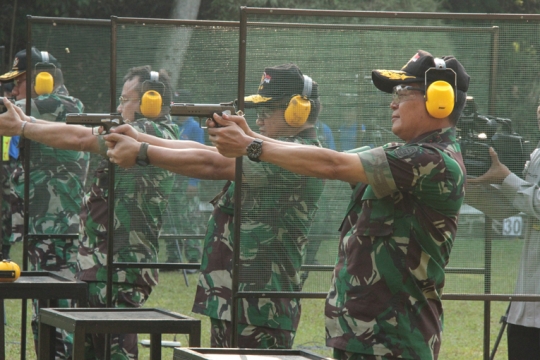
[[65, 113, 124, 135], [170, 102, 236, 128]]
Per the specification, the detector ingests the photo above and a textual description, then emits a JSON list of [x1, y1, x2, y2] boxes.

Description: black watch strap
[[136, 142, 150, 166], [246, 138, 263, 162]]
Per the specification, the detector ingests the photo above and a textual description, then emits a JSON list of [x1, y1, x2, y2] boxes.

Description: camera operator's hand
[[468, 147, 511, 185]]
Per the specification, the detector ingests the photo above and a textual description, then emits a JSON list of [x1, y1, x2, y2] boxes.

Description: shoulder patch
[[394, 146, 418, 158]]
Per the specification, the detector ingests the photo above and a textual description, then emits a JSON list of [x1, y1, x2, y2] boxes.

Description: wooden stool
[[39, 308, 201, 360]]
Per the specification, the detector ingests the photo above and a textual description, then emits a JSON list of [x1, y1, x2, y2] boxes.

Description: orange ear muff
[[425, 80, 454, 119], [284, 95, 312, 127], [140, 90, 162, 118]]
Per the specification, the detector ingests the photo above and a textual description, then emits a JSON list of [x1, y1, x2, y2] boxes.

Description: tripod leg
[[490, 302, 511, 360], [175, 239, 189, 287]]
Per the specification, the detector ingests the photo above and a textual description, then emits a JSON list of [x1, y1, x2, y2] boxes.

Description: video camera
[[458, 96, 531, 177], [65, 113, 124, 135]]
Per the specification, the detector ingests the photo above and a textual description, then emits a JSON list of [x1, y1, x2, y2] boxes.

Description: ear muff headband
[[424, 58, 456, 119], [140, 70, 163, 118], [284, 75, 313, 127], [34, 51, 55, 96]]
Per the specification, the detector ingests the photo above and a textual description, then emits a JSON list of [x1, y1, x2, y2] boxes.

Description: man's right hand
[[208, 112, 256, 137], [468, 147, 511, 185], [0, 98, 27, 137], [108, 123, 139, 141]]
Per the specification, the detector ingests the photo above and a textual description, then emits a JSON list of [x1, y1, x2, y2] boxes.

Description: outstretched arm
[[1, 98, 101, 153], [105, 132, 235, 180], [110, 124, 216, 151], [208, 112, 367, 184]]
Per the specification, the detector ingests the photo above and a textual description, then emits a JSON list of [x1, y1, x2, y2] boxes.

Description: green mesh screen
[[21, 13, 540, 301], [238, 10, 540, 299], [111, 19, 239, 269], [22, 19, 110, 277]]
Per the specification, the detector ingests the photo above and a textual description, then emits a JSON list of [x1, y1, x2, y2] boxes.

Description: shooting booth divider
[[3, 16, 111, 360], [9, 9, 540, 360]]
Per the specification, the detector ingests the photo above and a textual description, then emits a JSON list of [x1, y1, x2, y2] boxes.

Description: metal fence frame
[[16, 9, 540, 359]]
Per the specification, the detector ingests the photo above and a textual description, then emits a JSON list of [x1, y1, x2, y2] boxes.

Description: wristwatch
[[136, 142, 150, 166], [246, 139, 263, 162]]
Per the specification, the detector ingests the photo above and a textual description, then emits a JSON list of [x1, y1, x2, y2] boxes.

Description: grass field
[[4, 237, 514, 360]]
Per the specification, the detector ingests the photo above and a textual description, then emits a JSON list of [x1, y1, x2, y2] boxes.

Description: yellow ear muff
[[34, 72, 54, 95], [425, 80, 454, 119], [140, 90, 162, 118], [284, 95, 311, 127], [34, 51, 55, 96]]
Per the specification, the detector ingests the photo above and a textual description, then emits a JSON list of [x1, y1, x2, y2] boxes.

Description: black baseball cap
[[244, 63, 318, 108], [0, 47, 60, 81], [371, 50, 470, 94]]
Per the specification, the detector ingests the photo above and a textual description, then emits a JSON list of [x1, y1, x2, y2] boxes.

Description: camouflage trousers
[[1, 160, 17, 250], [28, 237, 78, 359], [332, 348, 405, 360], [210, 318, 295, 349], [84, 281, 151, 360]]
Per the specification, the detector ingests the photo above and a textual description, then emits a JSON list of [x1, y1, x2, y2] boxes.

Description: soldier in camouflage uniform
[[0, 47, 89, 359], [0, 65, 179, 360], [105, 63, 325, 349], [209, 51, 470, 360]]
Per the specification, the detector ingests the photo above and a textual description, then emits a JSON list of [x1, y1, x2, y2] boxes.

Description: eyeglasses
[[13, 76, 27, 88], [118, 96, 139, 105], [256, 107, 276, 120], [391, 85, 425, 104]]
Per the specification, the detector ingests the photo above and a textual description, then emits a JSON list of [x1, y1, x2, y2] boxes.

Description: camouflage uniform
[[325, 128, 465, 360], [192, 128, 324, 349], [1, 136, 17, 260], [76, 114, 179, 359], [10, 88, 88, 359]]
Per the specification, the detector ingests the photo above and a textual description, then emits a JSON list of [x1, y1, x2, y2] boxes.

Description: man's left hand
[[104, 133, 140, 168]]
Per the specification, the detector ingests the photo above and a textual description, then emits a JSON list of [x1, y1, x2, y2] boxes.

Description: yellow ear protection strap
[[34, 51, 56, 95], [284, 75, 313, 127], [140, 70, 164, 118], [424, 58, 457, 119]]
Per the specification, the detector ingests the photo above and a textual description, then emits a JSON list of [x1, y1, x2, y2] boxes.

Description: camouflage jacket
[[10, 89, 88, 247], [325, 128, 465, 360], [76, 115, 179, 287], [192, 127, 324, 331]]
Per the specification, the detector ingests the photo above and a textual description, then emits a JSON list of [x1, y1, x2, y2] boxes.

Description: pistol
[[170, 102, 236, 128], [65, 113, 124, 135]]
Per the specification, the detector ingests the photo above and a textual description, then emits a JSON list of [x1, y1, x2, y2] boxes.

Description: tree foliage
[[440, 0, 540, 14], [0, 0, 174, 72], [197, 0, 440, 21]]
